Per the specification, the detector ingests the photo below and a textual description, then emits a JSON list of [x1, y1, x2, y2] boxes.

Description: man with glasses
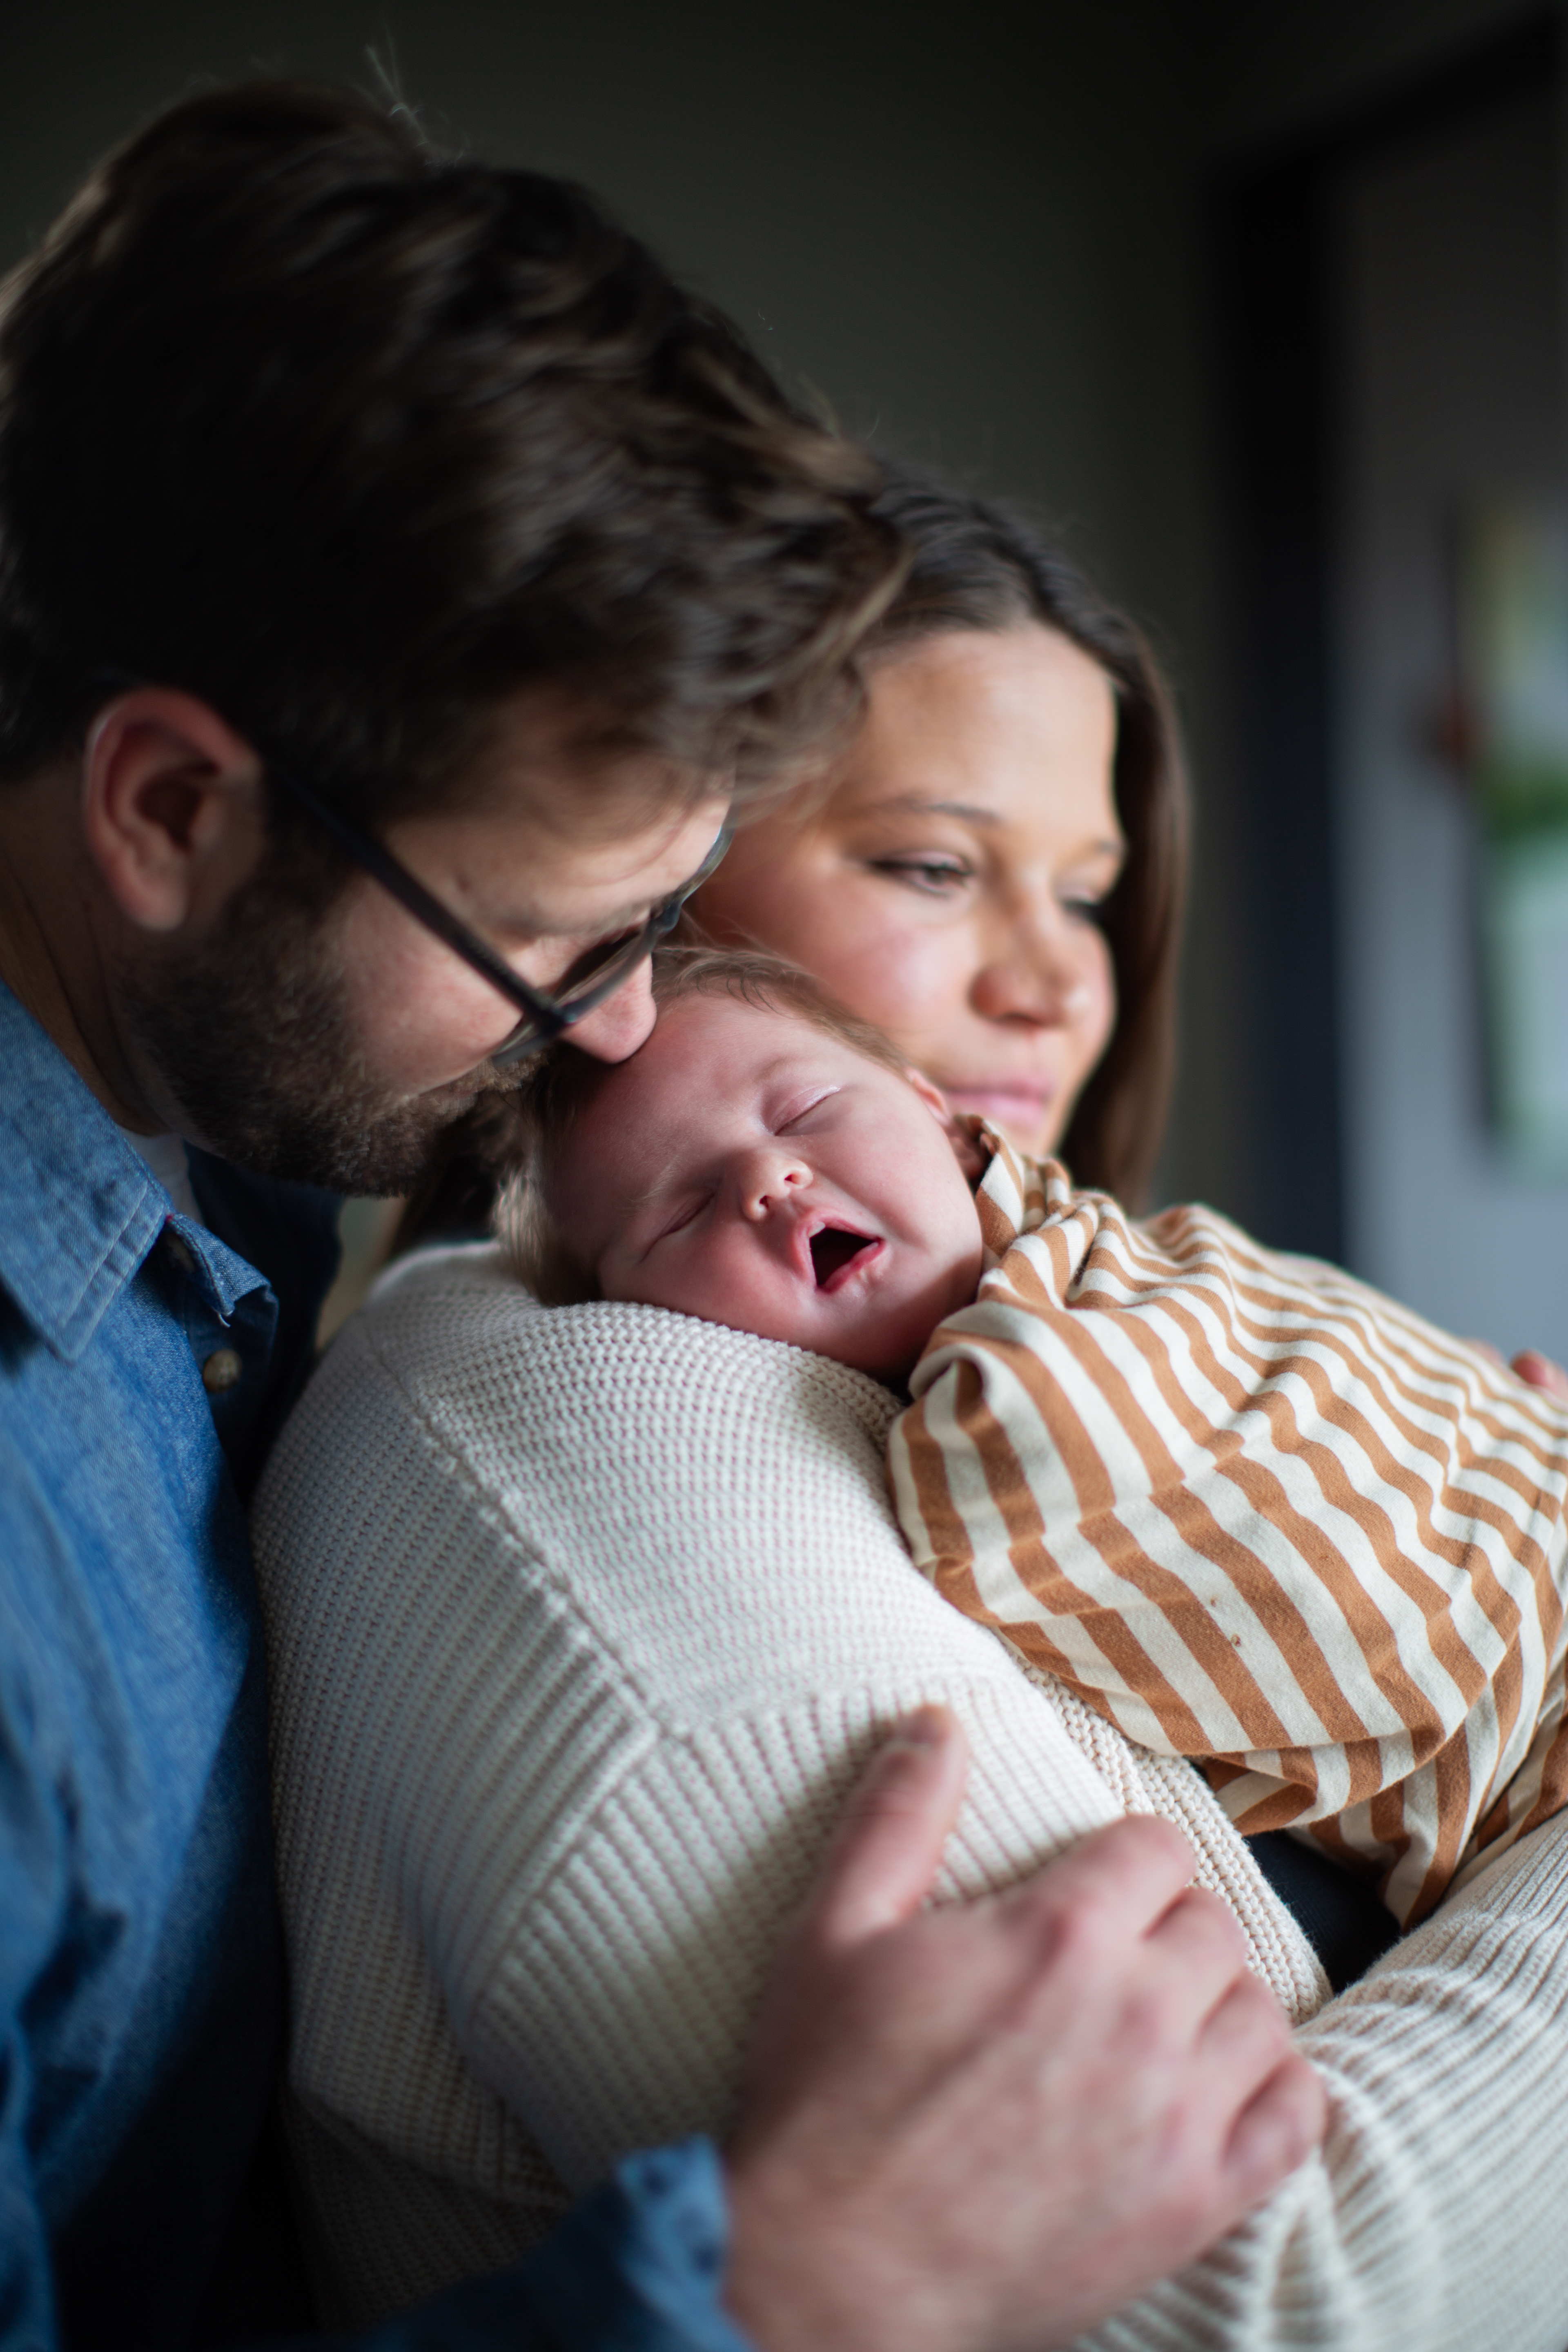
[[263, 758, 735, 1069], [0, 75, 1321, 2352]]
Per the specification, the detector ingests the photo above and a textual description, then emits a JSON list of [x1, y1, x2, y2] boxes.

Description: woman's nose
[[736, 1144, 811, 1221], [970, 911, 1097, 1027]]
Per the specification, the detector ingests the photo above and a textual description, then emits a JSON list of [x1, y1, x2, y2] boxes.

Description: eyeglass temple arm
[[266, 762, 554, 1022]]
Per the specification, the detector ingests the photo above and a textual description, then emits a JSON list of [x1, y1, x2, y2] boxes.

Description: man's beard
[[118, 855, 515, 1196]]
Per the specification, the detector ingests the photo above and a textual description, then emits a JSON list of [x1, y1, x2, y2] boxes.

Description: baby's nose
[[737, 1145, 812, 1219]]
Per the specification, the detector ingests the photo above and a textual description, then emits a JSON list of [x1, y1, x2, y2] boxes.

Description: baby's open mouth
[[810, 1226, 879, 1288]]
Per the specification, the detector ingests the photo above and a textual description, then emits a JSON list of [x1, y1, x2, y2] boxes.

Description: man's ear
[[81, 689, 267, 934], [902, 1063, 985, 1178]]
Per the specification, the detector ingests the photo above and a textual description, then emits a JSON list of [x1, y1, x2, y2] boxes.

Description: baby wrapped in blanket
[[512, 949, 1568, 1927]]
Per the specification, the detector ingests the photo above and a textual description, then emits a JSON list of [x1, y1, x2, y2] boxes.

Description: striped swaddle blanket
[[889, 1137, 1568, 1925]]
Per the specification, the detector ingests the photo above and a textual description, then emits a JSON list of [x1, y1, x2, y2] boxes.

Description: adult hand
[[1468, 1340, 1568, 1400], [724, 1707, 1324, 2352]]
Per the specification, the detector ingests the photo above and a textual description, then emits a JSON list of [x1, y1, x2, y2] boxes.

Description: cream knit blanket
[[255, 1247, 1568, 2350]]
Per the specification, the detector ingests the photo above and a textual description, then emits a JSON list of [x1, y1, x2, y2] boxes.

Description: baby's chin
[[794, 1295, 966, 1393], [613, 1248, 977, 1392], [740, 1309, 923, 1390]]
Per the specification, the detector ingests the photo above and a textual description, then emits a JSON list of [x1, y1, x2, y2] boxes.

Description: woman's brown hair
[[856, 466, 1189, 1207]]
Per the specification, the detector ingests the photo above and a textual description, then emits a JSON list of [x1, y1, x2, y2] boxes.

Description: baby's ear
[[902, 1065, 986, 1179]]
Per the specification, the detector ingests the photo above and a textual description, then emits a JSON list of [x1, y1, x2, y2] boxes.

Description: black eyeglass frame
[[265, 760, 731, 1067]]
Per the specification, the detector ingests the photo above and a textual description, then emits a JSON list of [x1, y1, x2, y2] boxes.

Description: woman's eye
[[865, 855, 974, 897]]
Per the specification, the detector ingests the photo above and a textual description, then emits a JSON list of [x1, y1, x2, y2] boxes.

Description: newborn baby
[[508, 948, 1568, 1927]]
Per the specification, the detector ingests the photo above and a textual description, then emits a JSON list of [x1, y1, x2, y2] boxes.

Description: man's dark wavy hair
[[0, 78, 901, 848]]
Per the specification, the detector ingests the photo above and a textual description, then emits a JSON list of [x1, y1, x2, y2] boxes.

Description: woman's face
[[696, 624, 1123, 1159]]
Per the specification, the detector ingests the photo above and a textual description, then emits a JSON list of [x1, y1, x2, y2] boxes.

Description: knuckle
[[1229, 2060, 1328, 2195], [1036, 1892, 1111, 1979], [1108, 1812, 1193, 1864], [1233, 1969, 1291, 2033], [1029, 1815, 1192, 1941], [1177, 1880, 1246, 1940], [1118, 1987, 1180, 2062], [1210, 1977, 1292, 2071], [1280, 2053, 1330, 2144], [1169, 1885, 1249, 1970], [1141, 2147, 1223, 2245], [1102, 1814, 1196, 1890]]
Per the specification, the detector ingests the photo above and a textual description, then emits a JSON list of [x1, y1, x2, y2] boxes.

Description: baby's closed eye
[[771, 1082, 841, 1133], [646, 1192, 712, 1249]]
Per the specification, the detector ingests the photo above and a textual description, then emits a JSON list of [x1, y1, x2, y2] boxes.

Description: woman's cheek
[[806, 900, 966, 1051], [1042, 938, 1118, 1149], [698, 853, 965, 1054], [1079, 933, 1118, 1069], [1081, 941, 1114, 1072]]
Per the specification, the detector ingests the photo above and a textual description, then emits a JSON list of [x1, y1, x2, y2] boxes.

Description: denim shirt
[[0, 981, 751, 2352]]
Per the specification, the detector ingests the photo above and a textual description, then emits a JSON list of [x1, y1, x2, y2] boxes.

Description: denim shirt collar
[[0, 979, 267, 1363]]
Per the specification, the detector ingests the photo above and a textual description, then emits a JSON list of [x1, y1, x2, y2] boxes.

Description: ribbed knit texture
[[255, 1247, 1568, 2348]]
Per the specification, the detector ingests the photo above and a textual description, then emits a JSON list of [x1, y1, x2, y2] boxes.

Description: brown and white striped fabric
[[889, 1134, 1568, 1926]]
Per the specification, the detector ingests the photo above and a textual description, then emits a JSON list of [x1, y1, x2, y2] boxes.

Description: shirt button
[[202, 1347, 243, 1395]]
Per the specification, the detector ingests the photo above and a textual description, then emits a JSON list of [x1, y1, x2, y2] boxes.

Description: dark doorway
[[1211, 11, 1565, 1363]]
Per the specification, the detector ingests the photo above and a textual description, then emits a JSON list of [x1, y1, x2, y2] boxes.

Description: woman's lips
[[940, 1082, 1057, 1133]]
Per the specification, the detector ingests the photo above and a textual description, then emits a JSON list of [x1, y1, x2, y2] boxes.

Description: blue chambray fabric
[[0, 980, 295, 2352], [0, 980, 751, 2352], [326, 2143, 753, 2352]]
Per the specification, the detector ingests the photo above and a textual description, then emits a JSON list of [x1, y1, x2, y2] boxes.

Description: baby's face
[[555, 991, 985, 1383]]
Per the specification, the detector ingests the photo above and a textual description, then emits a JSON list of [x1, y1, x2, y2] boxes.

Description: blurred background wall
[[3, 0, 1564, 1354]]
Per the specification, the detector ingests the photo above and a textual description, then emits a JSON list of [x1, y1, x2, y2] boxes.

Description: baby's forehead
[[602, 998, 847, 1132], [559, 992, 870, 1205], [618, 990, 848, 1097]]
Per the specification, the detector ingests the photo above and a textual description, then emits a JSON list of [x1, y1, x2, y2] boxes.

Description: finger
[[1194, 1960, 1294, 2083], [1013, 1813, 1199, 1952], [1512, 1348, 1568, 1401], [1470, 1339, 1505, 1366], [1218, 2051, 1327, 2209], [801, 1706, 971, 1951], [1106, 1882, 1255, 2046]]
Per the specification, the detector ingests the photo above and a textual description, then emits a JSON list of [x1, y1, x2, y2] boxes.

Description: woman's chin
[[941, 1087, 1060, 1160]]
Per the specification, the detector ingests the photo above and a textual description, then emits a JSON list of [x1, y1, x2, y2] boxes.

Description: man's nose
[[560, 965, 658, 1062], [736, 1145, 811, 1221]]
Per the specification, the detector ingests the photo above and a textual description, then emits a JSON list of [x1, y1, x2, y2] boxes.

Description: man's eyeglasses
[[268, 760, 731, 1067]]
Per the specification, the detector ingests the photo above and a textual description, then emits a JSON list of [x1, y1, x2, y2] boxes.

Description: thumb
[[795, 1706, 970, 1953]]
